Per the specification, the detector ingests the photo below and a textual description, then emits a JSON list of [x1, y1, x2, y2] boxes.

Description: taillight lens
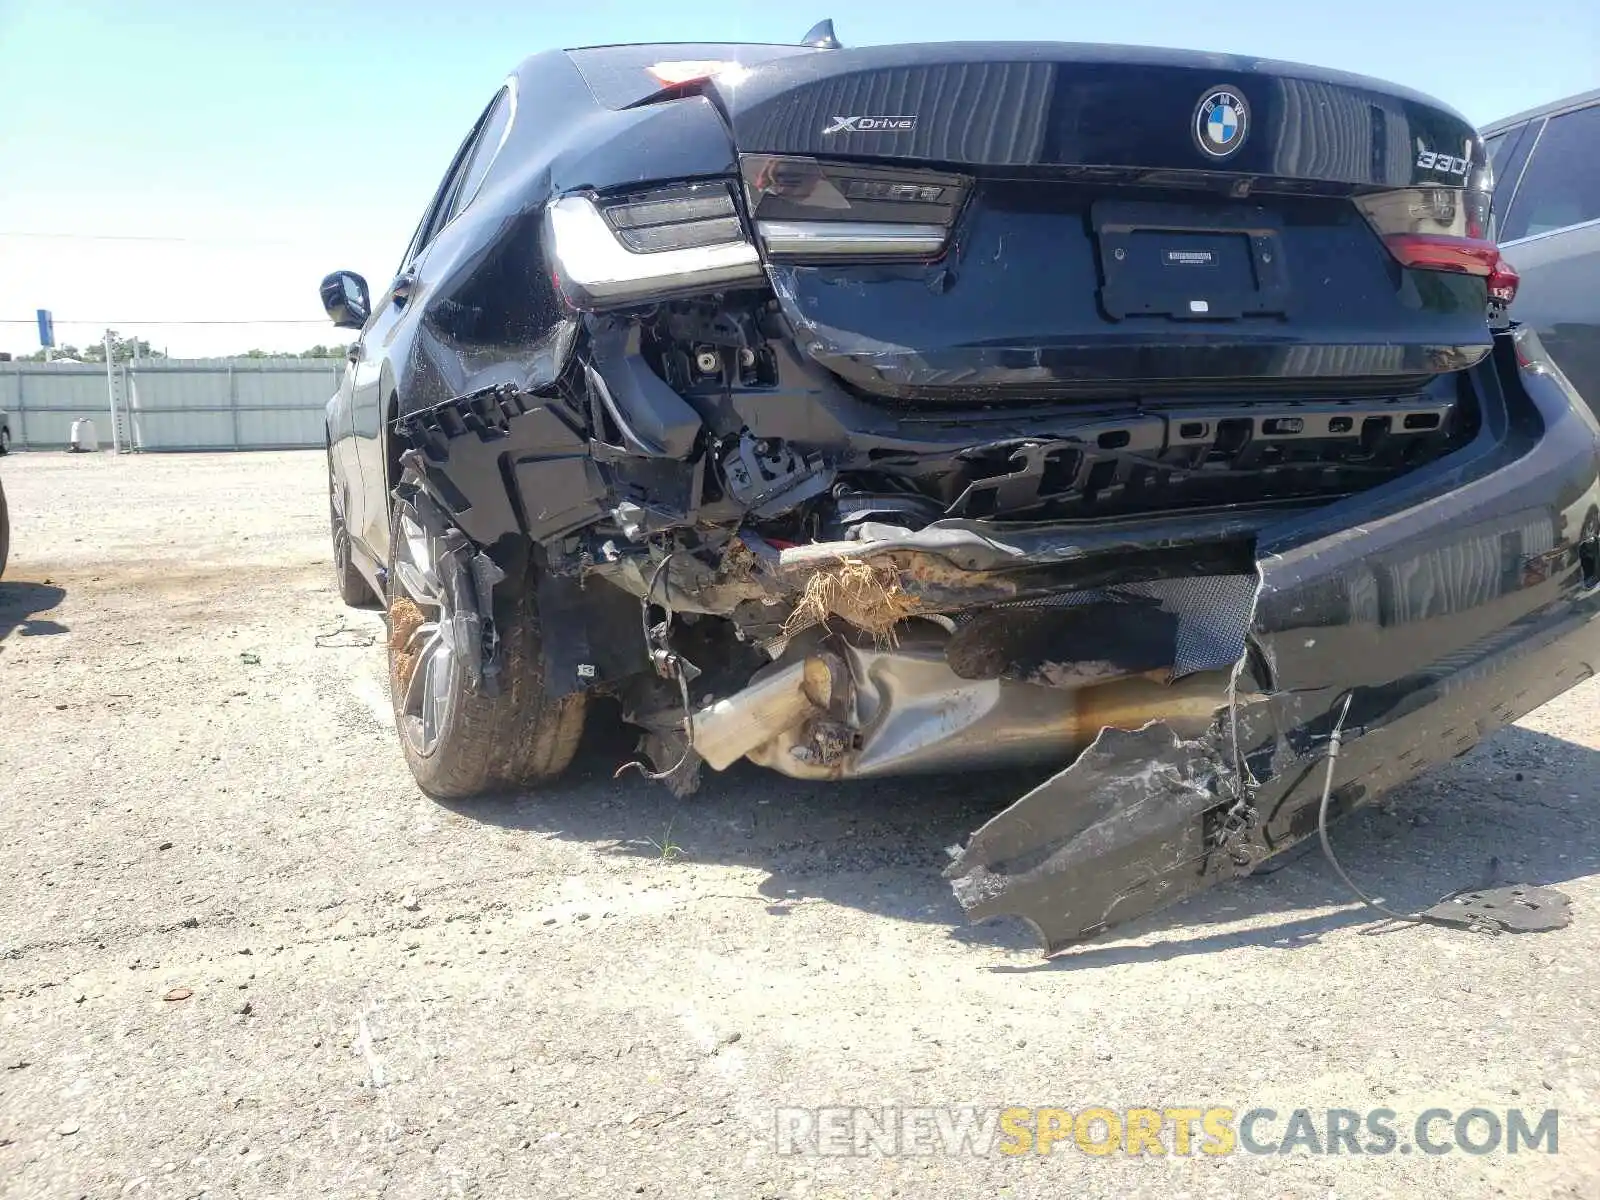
[[1355, 185, 1517, 305], [545, 183, 763, 310], [741, 155, 971, 261], [600, 184, 745, 253], [1486, 256, 1519, 306], [1381, 233, 1501, 275], [1356, 186, 1489, 242]]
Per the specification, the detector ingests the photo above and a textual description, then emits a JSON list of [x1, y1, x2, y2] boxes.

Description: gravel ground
[[1, 449, 1598, 1200]]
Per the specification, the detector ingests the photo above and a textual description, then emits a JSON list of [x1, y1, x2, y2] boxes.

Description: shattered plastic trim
[[945, 329, 1600, 953]]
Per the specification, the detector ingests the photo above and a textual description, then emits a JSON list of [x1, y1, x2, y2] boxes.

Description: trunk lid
[[708, 44, 1494, 400]]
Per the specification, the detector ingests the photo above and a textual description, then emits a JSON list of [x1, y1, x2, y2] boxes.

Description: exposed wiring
[[1208, 643, 1259, 867], [612, 665, 695, 784], [614, 550, 698, 783], [1316, 692, 1484, 931], [638, 549, 678, 659]]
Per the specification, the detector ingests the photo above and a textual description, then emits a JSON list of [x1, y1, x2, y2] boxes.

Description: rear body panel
[[766, 187, 1490, 400], [948, 329, 1600, 948], [703, 45, 1494, 399], [329, 40, 1595, 953]]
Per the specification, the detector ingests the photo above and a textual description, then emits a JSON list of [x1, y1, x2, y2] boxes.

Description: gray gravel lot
[[1, 449, 1598, 1199]]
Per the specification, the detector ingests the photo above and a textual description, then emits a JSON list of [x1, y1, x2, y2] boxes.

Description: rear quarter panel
[[387, 55, 741, 423]]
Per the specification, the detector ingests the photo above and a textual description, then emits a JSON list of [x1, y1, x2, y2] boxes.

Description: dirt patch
[[388, 595, 425, 699]]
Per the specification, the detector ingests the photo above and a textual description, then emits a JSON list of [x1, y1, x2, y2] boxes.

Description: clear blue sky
[[1, 0, 1595, 356]]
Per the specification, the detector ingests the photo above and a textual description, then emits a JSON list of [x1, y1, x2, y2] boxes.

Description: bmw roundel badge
[[1194, 88, 1249, 159]]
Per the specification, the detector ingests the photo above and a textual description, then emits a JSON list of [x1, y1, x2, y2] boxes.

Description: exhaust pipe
[[692, 654, 843, 771], [1069, 671, 1237, 741], [695, 636, 1245, 778]]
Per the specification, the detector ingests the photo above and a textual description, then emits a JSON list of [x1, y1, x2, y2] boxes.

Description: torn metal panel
[[945, 330, 1600, 954], [1421, 884, 1572, 933], [946, 723, 1234, 952]]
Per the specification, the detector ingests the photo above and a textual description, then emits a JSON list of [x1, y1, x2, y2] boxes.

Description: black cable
[[639, 549, 677, 657], [1316, 692, 1474, 930], [615, 551, 697, 783], [612, 665, 695, 784]]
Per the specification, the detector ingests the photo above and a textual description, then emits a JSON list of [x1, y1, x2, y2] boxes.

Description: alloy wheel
[[388, 510, 458, 757]]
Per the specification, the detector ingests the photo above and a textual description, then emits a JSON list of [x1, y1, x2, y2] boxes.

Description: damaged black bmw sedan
[[322, 32, 1600, 952]]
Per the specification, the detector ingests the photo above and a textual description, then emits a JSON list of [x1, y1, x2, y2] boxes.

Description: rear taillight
[[1355, 186, 1518, 306], [545, 182, 763, 309], [1486, 257, 1520, 306], [600, 185, 745, 253], [1382, 233, 1500, 274], [741, 155, 971, 261]]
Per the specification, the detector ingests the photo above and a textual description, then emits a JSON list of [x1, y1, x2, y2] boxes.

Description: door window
[[1500, 105, 1600, 242], [395, 86, 513, 273], [443, 88, 512, 223]]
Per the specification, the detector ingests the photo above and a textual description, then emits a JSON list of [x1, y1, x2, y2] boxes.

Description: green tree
[[19, 333, 163, 363], [237, 346, 346, 359]]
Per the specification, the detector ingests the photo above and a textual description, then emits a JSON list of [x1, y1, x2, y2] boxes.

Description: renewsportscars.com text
[[774, 1106, 1559, 1158]]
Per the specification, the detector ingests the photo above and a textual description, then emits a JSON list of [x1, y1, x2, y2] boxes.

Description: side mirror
[[319, 270, 371, 329]]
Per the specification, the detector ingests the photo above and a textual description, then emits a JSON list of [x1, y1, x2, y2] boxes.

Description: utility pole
[[104, 329, 120, 454], [102, 330, 133, 453]]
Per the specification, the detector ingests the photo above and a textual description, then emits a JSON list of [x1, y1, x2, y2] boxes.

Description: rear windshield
[[565, 43, 819, 108]]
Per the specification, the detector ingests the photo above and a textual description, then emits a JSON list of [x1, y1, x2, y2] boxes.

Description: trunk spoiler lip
[[705, 40, 1473, 125]]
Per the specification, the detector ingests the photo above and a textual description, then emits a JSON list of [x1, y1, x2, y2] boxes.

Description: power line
[[0, 318, 330, 326], [0, 231, 307, 246]]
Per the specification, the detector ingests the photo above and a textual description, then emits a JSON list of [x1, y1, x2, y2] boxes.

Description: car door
[[1496, 102, 1600, 417], [328, 334, 362, 520], [347, 211, 436, 562], [349, 86, 514, 560]]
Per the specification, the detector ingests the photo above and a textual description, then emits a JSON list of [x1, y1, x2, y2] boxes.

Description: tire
[[0, 477, 9, 580], [329, 452, 375, 606], [0, 426, 11, 454], [386, 475, 585, 798]]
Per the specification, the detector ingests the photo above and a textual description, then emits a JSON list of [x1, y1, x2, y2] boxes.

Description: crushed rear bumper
[[947, 328, 1600, 951]]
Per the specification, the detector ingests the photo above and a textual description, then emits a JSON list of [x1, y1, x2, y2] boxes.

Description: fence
[[0, 357, 342, 451]]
